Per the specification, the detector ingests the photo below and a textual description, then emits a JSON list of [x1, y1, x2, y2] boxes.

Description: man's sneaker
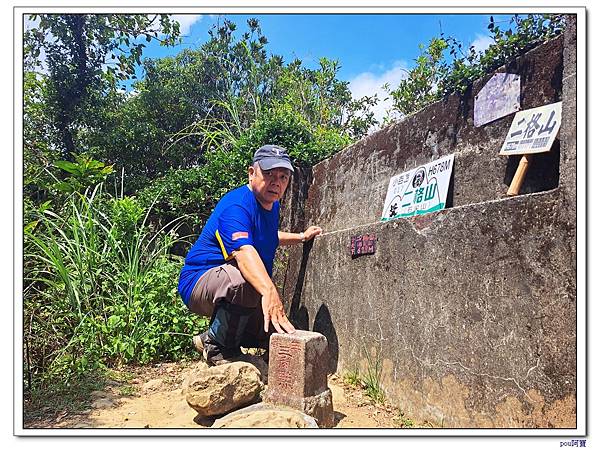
[[192, 332, 208, 356], [241, 346, 270, 365], [192, 331, 242, 367]]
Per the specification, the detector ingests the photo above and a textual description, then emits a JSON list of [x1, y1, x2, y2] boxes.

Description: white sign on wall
[[381, 154, 455, 221], [499, 101, 562, 155]]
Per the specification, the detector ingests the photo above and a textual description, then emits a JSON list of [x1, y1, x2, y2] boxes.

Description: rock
[[91, 398, 115, 409], [90, 390, 107, 399], [142, 378, 163, 393], [184, 361, 263, 417], [212, 403, 318, 428], [181, 361, 210, 393], [182, 355, 268, 387], [245, 354, 269, 384]]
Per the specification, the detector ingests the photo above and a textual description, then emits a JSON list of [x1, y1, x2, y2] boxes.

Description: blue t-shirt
[[178, 185, 280, 305]]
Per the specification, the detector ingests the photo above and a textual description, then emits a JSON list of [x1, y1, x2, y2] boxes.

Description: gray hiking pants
[[187, 261, 270, 350]]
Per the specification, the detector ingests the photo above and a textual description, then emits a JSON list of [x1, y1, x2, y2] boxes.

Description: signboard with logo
[[499, 102, 562, 155], [381, 154, 455, 221], [474, 73, 521, 127]]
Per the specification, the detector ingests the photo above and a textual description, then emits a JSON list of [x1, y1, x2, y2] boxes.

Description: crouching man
[[178, 144, 322, 366]]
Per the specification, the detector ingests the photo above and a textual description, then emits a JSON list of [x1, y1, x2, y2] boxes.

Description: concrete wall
[[276, 16, 577, 428]]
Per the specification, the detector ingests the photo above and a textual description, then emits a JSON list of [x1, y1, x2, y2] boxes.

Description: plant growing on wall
[[385, 14, 566, 117]]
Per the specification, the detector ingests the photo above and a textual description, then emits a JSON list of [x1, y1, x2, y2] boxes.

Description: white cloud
[[171, 14, 203, 36], [471, 34, 495, 55], [144, 14, 202, 37], [348, 61, 410, 131]]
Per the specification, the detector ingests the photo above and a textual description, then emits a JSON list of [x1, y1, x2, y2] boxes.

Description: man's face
[[249, 164, 292, 209]]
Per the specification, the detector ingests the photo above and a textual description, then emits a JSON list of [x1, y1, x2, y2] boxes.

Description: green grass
[[24, 184, 205, 386], [24, 369, 106, 423], [343, 369, 361, 387], [341, 347, 386, 404], [342, 365, 422, 428], [118, 385, 138, 397], [362, 345, 385, 404], [23, 365, 144, 425], [393, 410, 415, 428], [105, 367, 135, 383], [362, 374, 385, 404]]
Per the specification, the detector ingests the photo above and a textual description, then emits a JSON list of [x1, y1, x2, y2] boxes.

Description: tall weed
[[24, 184, 206, 386], [362, 344, 386, 404]]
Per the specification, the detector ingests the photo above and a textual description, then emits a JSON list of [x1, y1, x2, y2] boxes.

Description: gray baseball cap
[[252, 144, 294, 172]]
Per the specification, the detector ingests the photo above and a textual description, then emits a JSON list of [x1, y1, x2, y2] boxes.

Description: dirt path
[[24, 360, 423, 429]]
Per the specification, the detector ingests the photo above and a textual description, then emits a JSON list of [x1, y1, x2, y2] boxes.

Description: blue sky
[[161, 14, 502, 78], [130, 13, 513, 123]]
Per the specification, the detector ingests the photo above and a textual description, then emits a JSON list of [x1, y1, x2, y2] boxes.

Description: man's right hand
[[233, 245, 296, 334], [261, 288, 296, 334]]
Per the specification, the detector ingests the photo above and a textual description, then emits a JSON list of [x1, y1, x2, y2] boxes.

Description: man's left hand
[[303, 226, 323, 241]]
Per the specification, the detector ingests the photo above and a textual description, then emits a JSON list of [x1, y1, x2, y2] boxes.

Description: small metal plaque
[[349, 234, 377, 257], [474, 73, 521, 127]]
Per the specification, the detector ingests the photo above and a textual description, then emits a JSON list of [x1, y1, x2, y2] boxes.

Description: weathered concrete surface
[[281, 35, 564, 236], [285, 191, 575, 427], [558, 15, 578, 270], [277, 17, 577, 428]]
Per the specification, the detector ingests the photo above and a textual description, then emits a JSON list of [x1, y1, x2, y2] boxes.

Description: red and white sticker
[[231, 231, 249, 241]]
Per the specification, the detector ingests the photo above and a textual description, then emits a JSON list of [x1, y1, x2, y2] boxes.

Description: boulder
[[211, 403, 318, 428], [184, 361, 263, 417], [241, 353, 269, 384], [181, 360, 210, 393]]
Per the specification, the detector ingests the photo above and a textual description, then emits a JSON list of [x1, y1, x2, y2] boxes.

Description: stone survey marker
[[263, 330, 334, 428]]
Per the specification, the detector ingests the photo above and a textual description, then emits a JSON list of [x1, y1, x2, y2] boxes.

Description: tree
[[90, 18, 376, 192], [385, 38, 449, 116], [271, 57, 377, 138], [24, 14, 181, 158], [23, 71, 59, 203]]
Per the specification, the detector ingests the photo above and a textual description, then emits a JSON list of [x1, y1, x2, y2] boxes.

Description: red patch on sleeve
[[232, 231, 249, 241]]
